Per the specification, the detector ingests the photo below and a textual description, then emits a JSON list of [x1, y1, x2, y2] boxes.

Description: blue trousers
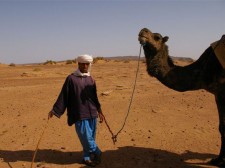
[[75, 118, 101, 161]]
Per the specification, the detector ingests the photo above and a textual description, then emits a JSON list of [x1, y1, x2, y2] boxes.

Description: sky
[[0, 0, 224, 64]]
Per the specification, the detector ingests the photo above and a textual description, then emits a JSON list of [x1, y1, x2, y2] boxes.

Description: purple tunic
[[51, 74, 101, 126]]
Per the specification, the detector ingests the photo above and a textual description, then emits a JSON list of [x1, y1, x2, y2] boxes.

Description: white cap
[[77, 54, 93, 63]]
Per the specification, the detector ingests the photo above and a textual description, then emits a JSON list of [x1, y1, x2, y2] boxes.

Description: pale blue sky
[[0, 0, 224, 64]]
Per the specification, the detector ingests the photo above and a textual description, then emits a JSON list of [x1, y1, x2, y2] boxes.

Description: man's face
[[78, 63, 90, 73]]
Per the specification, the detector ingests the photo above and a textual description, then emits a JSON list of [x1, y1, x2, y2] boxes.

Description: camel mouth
[[138, 35, 148, 45]]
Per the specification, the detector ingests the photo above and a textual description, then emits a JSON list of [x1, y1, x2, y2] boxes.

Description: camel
[[138, 28, 225, 167]]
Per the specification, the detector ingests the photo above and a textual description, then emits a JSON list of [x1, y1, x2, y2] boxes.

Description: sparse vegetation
[[66, 59, 76, 64], [93, 57, 104, 63], [9, 63, 16, 67], [43, 60, 56, 65]]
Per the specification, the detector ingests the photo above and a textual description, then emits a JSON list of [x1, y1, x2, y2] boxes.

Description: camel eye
[[154, 35, 160, 41]]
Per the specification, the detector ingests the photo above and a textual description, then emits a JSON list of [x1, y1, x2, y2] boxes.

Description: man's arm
[[92, 79, 104, 123], [49, 76, 71, 119]]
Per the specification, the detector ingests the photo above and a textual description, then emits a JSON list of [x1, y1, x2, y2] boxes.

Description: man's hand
[[48, 111, 54, 119], [98, 111, 104, 123]]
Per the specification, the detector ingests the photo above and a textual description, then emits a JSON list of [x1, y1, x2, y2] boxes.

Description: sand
[[0, 60, 220, 168]]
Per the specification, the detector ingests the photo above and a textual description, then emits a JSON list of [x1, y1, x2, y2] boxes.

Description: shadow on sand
[[0, 146, 217, 168]]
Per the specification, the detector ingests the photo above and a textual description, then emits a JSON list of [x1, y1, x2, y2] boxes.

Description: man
[[48, 54, 104, 167]]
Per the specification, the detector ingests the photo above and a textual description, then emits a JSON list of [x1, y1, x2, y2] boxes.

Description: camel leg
[[210, 94, 225, 166]]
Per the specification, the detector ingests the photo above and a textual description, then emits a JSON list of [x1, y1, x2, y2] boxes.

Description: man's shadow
[[0, 146, 217, 168]]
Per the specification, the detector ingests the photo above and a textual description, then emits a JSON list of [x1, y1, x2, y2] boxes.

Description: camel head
[[138, 28, 172, 79], [138, 28, 169, 52]]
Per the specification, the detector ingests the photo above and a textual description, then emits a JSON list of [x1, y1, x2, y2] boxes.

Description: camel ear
[[163, 36, 169, 43]]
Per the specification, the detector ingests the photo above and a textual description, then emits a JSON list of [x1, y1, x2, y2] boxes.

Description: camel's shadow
[[0, 146, 217, 168]]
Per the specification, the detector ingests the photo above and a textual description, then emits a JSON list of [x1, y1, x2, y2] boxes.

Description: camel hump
[[211, 35, 225, 69]]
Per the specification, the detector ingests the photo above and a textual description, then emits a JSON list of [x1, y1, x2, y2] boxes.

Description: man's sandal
[[82, 159, 97, 167]]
